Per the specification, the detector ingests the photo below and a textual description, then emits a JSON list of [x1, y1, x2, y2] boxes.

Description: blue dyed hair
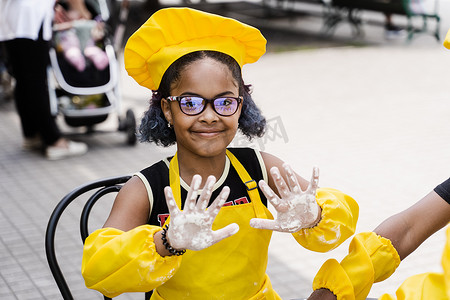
[[138, 51, 266, 146]]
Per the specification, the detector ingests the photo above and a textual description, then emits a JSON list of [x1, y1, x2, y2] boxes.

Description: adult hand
[[250, 165, 321, 233], [164, 175, 239, 251], [54, 4, 71, 24], [54, 0, 92, 24]]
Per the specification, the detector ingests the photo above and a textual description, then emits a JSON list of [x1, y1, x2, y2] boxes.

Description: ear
[[161, 98, 173, 125], [236, 96, 244, 117]]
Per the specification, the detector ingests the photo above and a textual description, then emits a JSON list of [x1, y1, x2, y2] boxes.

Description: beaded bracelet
[[161, 224, 186, 256]]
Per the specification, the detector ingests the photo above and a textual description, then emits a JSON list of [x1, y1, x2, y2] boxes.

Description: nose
[[198, 102, 219, 123]]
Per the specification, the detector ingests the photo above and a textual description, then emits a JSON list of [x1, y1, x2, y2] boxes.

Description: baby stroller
[[47, 0, 136, 145]]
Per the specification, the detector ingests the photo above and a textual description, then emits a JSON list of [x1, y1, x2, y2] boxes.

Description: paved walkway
[[1, 1, 450, 299]]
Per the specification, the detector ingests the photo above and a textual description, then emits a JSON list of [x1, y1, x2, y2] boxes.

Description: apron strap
[[169, 152, 182, 209], [225, 149, 267, 219], [164, 152, 181, 226]]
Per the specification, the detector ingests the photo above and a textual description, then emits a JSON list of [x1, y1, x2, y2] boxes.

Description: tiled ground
[[1, 1, 450, 299]]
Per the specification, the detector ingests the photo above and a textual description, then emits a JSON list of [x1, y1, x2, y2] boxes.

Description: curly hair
[[138, 51, 266, 146]]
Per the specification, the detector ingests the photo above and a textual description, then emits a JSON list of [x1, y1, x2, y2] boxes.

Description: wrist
[[161, 225, 186, 256], [311, 204, 322, 227], [154, 230, 172, 257], [305, 203, 322, 229]]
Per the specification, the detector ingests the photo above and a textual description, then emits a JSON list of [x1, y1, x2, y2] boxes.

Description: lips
[[191, 128, 224, 137]]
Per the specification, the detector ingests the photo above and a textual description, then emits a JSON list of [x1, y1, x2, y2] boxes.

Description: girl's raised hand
[[250, 165, 321, 233], [164, 175, 239, 251]]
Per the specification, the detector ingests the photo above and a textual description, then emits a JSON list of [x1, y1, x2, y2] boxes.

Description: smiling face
[[161, 57, 242, 158]]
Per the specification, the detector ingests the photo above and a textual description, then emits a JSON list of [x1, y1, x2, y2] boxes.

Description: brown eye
[[179, 97, 204, 114]]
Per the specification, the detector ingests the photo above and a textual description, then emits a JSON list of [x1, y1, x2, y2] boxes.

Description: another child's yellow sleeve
[[442, 226, 450, 299], [378, 226, 449, 300], [81, 225, 182, 298], [444, 29, 450, 49], [378, 272, 446, 300], [292, 187, 359, 252], [313, 232, 400, 300]]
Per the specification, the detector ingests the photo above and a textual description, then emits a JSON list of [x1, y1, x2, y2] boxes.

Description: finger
[[259, 180, 286, 212], [270, 167, 291, 198], [207, 186, 230, 218], [184, 174, 202, 212], [307, 166, 319, 195], [212, 223, 239, 244], [249, 218, 279, 231], [164, 186, 180, 216], [197, 175, 216, 211], [283, 163, 302, 194]]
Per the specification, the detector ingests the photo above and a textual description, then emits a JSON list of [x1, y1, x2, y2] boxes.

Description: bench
[[323, 0, 441, 40], [259, 0, 330, 19]]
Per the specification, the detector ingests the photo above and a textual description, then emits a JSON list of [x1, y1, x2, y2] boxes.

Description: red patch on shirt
[[158, 214, 170, 226], [233, 197, 249, 205]]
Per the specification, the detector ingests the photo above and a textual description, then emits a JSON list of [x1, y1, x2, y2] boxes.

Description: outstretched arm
[[373, 190, 450, 260], [83, 174, 238, 297], [82, 176, 181, 298], [308, 178, 450, 300]]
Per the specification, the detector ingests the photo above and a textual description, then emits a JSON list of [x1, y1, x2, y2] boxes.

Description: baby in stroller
[[53, 0, 108, 72]]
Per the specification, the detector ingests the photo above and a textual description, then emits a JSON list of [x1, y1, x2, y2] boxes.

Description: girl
[[82, 7, 358, 299]]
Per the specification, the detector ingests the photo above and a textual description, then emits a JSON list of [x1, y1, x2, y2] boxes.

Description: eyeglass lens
[[179, 96, 239, 116]]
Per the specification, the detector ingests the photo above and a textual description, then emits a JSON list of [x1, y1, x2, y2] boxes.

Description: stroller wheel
[[125, 109, 137, 146]]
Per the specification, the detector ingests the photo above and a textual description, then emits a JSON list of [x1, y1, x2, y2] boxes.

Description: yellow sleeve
[[81, 225, 182, 298], [378, 226, 450, 300], [312, 232, 400, 300], [292, 187, 359, 252], [444, 29, 450, 49], [379, 272, 446, 300], [442, 226, 450, 299]]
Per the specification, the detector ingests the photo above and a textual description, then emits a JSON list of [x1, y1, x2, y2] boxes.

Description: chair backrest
[[45, 175, 131, 300]]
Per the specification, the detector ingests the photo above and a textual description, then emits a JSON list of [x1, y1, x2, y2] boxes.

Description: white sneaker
[[46, 140, 88, 160]]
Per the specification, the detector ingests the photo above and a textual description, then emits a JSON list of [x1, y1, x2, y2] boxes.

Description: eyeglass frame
[[166, 95, 243, 116]]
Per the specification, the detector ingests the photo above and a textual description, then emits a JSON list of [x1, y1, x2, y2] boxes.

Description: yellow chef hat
[[124, 7, 267, 90]]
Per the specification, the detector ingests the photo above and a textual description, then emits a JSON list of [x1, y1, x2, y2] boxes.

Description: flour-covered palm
[[164, 175, 239, 251], [250, 165, 321, 233]]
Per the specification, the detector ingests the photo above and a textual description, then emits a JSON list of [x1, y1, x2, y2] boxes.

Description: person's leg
[[5, 33, 87, 159], [4, 36, 61, 146], [4, 39, 42, 140], [33, 35, 63, 146]]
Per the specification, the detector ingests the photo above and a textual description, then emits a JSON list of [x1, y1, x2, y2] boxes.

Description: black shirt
[[434, 177, 450, 205]]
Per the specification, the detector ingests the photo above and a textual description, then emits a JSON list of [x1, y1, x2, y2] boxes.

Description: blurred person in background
[[0, 0, 89, 160]]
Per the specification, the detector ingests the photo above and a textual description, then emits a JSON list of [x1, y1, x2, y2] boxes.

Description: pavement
[[1, 0, 450, 299]]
